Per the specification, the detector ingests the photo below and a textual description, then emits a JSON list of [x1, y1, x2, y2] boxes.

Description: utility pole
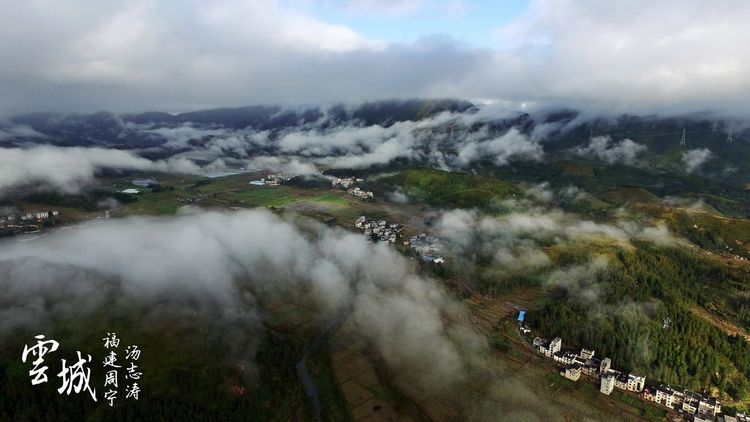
[[680, 129, 686, 146]]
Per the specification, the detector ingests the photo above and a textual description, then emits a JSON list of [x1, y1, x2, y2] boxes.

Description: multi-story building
[[554, 351, 581, 366], [683, 390, 701, 414], [614, 373, 629, 390], [600, 373, 615, 395], [561, 365, 582, 381], [626, 374, 646, 392], [698, 395, 721, 417], [677, 389, 721, 417], [654, 385, 684, 409], [600, 357, 611, 374], [536, 337, 562, 357], [549, 337, 562, 354]]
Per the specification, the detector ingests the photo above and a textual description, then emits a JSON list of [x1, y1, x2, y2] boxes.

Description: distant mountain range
[[2, 99, 474, 148], [2, 98, 749, 184]]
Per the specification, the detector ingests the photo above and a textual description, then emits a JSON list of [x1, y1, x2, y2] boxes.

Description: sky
[[1, 0, 750, 117], [307, 0, 528, 47]]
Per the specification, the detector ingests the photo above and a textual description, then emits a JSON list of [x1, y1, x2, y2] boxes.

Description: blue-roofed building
[[517, 310, 526, 322]]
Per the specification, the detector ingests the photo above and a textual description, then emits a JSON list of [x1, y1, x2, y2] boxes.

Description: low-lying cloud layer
[[432, 184, 680, 300], [0, 146, 200, 195], [0, 107, 549, 195], [0, 208, 567, 419], [574, 135, 647, 165], [682, 148, 713, 173]]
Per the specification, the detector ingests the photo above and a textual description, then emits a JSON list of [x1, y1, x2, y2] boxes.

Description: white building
[[614, 373, 629, 390], [600, 373, 615, 395], [537, 337, 562, 357], [626, 374, 646, 392], [683, 391, 700, 415], [580, 348, 595, 360], [698, 396, 721, 417], [550, 338, 561, 354], [561, 365, 582, 382], [554, 351, 585, 366], [600, 357, 611, 374], [654, 385, 684, 409]]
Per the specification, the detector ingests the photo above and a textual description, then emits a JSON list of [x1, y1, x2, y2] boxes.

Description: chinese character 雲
[[21, 334, 60, 386]]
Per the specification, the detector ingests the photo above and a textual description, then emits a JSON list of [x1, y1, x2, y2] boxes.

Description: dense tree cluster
[[531, 244, 750, 401]]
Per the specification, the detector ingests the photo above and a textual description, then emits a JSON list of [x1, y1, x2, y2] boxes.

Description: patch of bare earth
[[690, 304, 750, 342]]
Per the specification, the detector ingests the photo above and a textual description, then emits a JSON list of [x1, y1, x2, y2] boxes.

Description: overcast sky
[[2, 0, 749, 116]]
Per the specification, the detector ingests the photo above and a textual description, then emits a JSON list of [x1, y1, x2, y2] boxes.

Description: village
[[354, 215, 404, 244], [332, 176, 374, 200], [249, 173, 290, 186], [0, 209, 60, 236], [522, 314, 744, 422], [406, 233, 445, 264], [353, 216, 446, 264]]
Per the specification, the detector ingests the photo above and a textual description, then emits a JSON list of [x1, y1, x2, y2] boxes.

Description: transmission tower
[[680, 129, 686, 146], [726, 128, 734, 143]]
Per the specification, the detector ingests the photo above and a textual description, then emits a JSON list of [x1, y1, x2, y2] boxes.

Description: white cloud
[[457, 128, 544, 166], [345, 0, 427, 16], [0, 124, 48, 142], [0, 209, 503, 412], [2, 1, 750, 116], [682, 148, 713, 173], [0, 146, 200, 194], [574, 135, 647, 165]]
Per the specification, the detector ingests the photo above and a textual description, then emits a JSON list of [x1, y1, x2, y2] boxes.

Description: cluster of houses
[[249, 173, 289, 186], [355, 216, 405, 243], [21, 210, 58, 221], [407, 233, 445, 264], [347, 186, 374, 199], [0, 209, 59, 224], [178, 193, 209, 204], [643, 385, 723, 421], [331, 176, 374, 199], [721, 413, 750, 422], [331, 177, 364, 189], [0, 210, 60, 235], [531, 333, 729, 421]]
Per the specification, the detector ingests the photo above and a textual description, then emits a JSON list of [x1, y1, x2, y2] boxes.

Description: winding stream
[[296, 312, 349, 422]]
